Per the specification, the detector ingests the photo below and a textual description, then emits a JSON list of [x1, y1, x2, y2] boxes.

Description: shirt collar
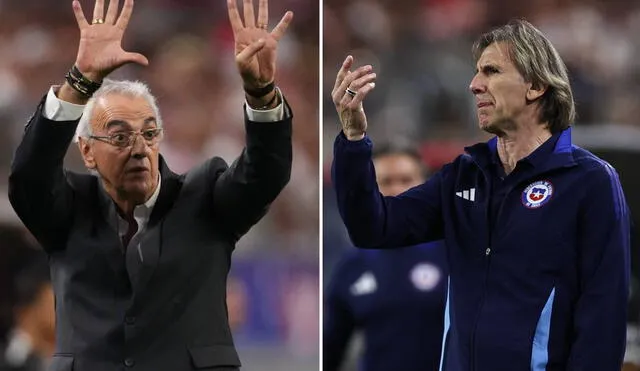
[[144, 175, 162, 210], [118, 175, 161, 225]]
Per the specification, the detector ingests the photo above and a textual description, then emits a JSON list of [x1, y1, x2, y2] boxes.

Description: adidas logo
[[456, 188, 476, 201]]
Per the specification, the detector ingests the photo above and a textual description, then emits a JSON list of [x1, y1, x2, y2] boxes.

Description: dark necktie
[[123, 218, 142, 287], [122, 218, 139, 250]]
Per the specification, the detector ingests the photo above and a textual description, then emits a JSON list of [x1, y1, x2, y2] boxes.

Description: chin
[[479, 118, 495, 132], [481, 122, 502, 135], [123, 182, 151, 201], [480, 115, 516, 136]]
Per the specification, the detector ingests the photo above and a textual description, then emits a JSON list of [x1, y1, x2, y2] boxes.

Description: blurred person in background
[[7, 0, 294, 370], [331, 19, 630, 371], [324, 143, 447, 371], [0, 253, 54, 371], [0, 226, 36, 345], [226, 276, 248, 332]]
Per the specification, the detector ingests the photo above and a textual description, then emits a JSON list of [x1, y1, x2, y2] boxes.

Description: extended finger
[[348, 82, 376, 110], [115, 0, 134, 29], [339, 72, 376, 107], [72, 1, 90, 29], [331, 71, 352, 105], [332, 71, 353, 105], [122, 51, 149, 67], [227, 0, 244, 34], [257, 0, 268, 28], [333, 55, 353, 92], [348, 73, 377, 92], [337, 65, 372, 99], [270, 11, 293, 41], [243, 0, 255, 27], [93, 0, 105, 22], [236, 39, 266, 64], [105, 0, 120, 24]]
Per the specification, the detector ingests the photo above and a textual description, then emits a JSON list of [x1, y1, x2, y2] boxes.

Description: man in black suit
[[7, 0, 294, 370]]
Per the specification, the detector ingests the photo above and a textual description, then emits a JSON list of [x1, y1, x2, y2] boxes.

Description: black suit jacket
[[8, 95, 292, 371]]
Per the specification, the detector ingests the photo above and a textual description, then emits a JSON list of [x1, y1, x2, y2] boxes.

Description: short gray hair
[[74, 79, 162, 142], [472, 19, 576, 133]]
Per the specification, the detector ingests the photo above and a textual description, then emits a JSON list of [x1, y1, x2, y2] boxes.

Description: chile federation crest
[[522, 180, 553, 209]]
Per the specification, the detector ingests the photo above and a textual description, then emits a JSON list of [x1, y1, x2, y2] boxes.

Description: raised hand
[[332, 56, 377, 140], [227, 0, 293, 91], [72, 0, 148, 82]]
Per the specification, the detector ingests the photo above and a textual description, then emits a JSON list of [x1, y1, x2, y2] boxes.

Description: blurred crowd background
[[0, 0, 318, 370], [323, 0, 640, 369]]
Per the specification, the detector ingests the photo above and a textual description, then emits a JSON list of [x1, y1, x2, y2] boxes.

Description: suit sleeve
[[8, 96, 77, 251], [323, 255, 357, 371], [567, 164, 630, 370], [212, 95, 292, 241], [331, 132, 445, 249]]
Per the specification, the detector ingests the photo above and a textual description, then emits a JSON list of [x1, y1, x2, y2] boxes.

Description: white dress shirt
[[114, 175, 161, 259], [41, 86, 285, 256]]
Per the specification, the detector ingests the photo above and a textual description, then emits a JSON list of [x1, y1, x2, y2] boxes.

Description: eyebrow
[[475, 63, 500, 74], [105, 117, 157, 130]]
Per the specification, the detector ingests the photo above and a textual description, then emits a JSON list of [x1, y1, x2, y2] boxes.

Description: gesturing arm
[[329, 55, 445, 249], [212, 91, 292, 240], [10, 0, 149, 250], [212, 0, 294, 240], [331, 133, 445, 249], [8, 89, 82, 251]]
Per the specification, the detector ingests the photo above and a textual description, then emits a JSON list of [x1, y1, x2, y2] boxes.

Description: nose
[[469, 73, 485, 95], [130, 134, 149, 159]]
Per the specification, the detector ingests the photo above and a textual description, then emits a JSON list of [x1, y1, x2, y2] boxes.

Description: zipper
[[463, 143, 569, 370], [469, 182, 492, 371], [468, 169, 516, 371]]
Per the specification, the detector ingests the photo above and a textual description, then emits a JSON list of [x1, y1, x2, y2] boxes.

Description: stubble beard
[[481, 114, 517, 137]]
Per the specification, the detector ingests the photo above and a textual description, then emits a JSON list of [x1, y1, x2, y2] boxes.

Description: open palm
[[72, 0, 148, 81], [227, 0, 293, 89]]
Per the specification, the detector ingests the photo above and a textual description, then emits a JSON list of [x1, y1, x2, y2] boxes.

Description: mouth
[[126, 166, 149, 174], [477, 102, 493, 108]]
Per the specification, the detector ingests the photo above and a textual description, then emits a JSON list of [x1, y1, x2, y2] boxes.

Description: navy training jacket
[[331, 127, 630, 371], [324, 242, 448, 371]]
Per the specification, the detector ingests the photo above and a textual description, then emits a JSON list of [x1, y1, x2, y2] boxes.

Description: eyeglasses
[[90, 128, 164, 148]]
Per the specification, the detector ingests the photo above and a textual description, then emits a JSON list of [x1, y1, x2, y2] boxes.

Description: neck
[[103, 184, 155, 219], [14, 319, 54, 359], [495, 121, 551, 175]]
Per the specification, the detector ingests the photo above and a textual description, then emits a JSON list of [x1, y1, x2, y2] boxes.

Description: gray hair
[[74, 79, 163, 142], [472, 19, 576, 133]]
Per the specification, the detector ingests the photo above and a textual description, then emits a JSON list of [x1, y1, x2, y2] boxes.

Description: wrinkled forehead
[[476, 41, 513, 69], [91, 93, 157, 132]]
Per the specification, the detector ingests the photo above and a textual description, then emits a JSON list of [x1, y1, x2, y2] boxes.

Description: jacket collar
[[464, 127, 576, 175], [148, 155, 181, 227]]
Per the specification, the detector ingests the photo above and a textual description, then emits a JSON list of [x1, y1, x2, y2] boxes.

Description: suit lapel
[[95, 179, 129, 277], [94, 156, 182, 294], [134, 156, 182, 294]]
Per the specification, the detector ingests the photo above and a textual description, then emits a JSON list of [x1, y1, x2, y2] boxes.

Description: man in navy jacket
[[324, 145, 448, 371], [330, 19, 631, 371]]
